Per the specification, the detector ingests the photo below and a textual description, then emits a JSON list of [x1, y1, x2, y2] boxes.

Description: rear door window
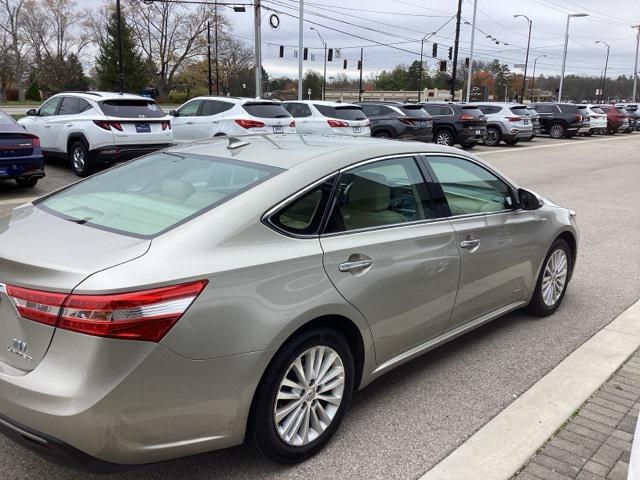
[[38, 153, 282, 238], [399, 105, 429, 117], [58, 97, 92, 115], [479, 105, 501, 114], [242, 102, 291, 118], [99, 99, 165, 118], [558, 105, 578, 114]]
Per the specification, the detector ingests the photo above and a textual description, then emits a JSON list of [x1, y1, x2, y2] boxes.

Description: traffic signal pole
[[450, 0, 463, 100]]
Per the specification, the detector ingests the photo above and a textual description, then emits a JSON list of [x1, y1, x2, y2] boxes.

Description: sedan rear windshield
[[99, 100, 165, 118], [314, 105, 367, 120], [399, 105, 429, 118], [242, 102, 291, 118], [38, 153, 280, 238]]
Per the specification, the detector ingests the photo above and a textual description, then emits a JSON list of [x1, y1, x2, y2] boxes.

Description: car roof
[[51, 91, 158, 102], [284, 100, 360, 107], [187, 96, 282, 105], [166, 134, 459, 170], [474, 102, 526, 107]]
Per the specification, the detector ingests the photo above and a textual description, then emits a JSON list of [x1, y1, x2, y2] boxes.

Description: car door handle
[[459, 239, 480, 249], [339, 259, 373, 272]]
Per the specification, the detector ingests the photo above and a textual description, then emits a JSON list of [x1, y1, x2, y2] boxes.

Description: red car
[[598, 105, 629, 134]]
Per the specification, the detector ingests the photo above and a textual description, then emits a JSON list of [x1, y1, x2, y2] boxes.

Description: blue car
[[0, 109, 44, 188]]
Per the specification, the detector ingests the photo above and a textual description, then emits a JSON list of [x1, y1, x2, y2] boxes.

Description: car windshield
[[38, 152, 280, 238], [314, 105, 367, 120], [0, 110, 16, 125], [99, 99, 166, 118], [399, 105, 429, 118], [242, 102, 291, 118]]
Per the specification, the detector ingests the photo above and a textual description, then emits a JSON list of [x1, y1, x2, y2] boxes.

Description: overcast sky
[[223, 0, 640, 80]]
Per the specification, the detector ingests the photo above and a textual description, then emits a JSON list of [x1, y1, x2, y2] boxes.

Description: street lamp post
[[633, 25, 640, 102], [465, 0, 478, 103], [530, 54, 546, 101], [310, 27, 326, 101], [514, 14, 532, 103], [559, 13, 588, 102], [595, 40, 610, 103], [417, 33, 431, 102]]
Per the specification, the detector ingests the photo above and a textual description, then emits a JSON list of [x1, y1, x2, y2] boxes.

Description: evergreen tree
[[95, 11, 149, 93]]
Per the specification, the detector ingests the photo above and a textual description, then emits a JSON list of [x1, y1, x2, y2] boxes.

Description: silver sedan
[[0, 134, 577, 467]]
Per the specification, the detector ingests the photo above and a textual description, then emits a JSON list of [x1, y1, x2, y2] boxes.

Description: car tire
[[483, 127, 501, 146], [548, 123, 566, 139], [249, 327, 355, 464], [69, 140, 94, 177], [461, 142, 475, 149], [373, 130, 391, 138], [526, 238, 572, 317], [15, 177, 38, 188], [504, 138, 518, 146], [434, 129, 454, 146]]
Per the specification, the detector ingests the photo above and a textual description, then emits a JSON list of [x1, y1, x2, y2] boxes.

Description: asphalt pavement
[[0, 135, 639, 480]]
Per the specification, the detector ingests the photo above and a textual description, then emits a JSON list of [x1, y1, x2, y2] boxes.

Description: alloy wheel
[[485, 128, 499, 146], [72, 146, 86, 171], [274, 346, 345, 447], [435, 132, 452, 145], [541, 249, 568, 307], [549, 124, 564, 139]]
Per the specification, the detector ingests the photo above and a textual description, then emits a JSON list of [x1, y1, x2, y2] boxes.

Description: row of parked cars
[[2, 91, 639, 185]]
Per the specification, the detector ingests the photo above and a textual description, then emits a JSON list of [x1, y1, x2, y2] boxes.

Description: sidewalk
[[515, 350, 640, 480]]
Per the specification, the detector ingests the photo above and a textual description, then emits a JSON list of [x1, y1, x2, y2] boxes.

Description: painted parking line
[[420, 298, 640, 480], [0, 196, 37, 206], [476, 134, 639, 155]]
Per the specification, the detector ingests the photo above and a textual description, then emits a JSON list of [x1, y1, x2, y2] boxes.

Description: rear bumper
[[0, 154, 45, 180], [455, 127, 485, 145], [0, 329, 270, 466], [89, 144, 173, 163]]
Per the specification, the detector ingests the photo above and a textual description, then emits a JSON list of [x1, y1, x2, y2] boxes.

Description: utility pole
[[595, 41, 610, 103], [215, 1, 220, 95], [530, 54, 546, 100], [297, 0, 304, 100], [358, 48, 364, 102], [559, 13, 588, 101], [633, 25, 640, 102], [465, 0, 478, 102], [450, 0, 463, 100], [311, 27, 326, 100], [207, 21, 213, 95], [514, 15, 532, 102], [254, 0, 262, 98], [116, 0, 124, 93]]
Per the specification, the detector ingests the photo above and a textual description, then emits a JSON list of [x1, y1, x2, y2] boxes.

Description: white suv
[[170, 97, 295, 142], [282, 100, 371, 136], [19, 92, 173, 176]]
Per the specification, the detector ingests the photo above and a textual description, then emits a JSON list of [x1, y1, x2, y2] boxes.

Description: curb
[[420, 299, 640, 480]]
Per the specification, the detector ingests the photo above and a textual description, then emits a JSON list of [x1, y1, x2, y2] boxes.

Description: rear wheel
[[15, 177, 38, 188], [434, 129, 454, 146], [249, 328, 355, 464], [548, 123, 565, 139], [526, 238, 572, 316], [69, 140, 94, 177], [483, 127, 501, 146], [373, 130, 391, 139]]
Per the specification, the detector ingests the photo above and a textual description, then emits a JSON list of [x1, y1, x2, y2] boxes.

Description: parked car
[[616, 106, 636, 133], [0, 109, 44, 188], [475, 103, 534, 146], [0, 134, 578, 467], [283, 101, 370, 136], [598, 105, 629, 134], [355, 101, 432, 141], [18, 92, 173, 177], [582, 105, 608, 135], [170, 97, 295, 142], [530, 103, 583, 139], [421, 102, 486, 148], [525, 106, 541, 140], [618, 103, 640, 131]]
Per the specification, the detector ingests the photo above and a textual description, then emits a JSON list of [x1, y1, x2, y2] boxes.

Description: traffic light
[[328, 48, 333, 61], [343, 59, 348, 69], [432, 43, 438, 58], [465, 57, 469, 68], [279, 46, 284, 58], [357, 59, 362, 70], [448, 47, 453, 60], [439, 60, 447, 72], [303, 48, 308, 60]]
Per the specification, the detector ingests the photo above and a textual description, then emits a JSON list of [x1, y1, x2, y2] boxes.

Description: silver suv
[[476, 103, 534, 146]]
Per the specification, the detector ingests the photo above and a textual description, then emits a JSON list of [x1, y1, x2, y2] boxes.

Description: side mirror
[[519, 188, 543, 210], [169, 109, 177, 117], [26, 108, 37, 116]]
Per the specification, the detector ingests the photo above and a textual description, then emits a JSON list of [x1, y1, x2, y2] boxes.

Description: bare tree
[[0, 0, 28, 101], [0, 27, 12, 101], [127, 0, 217, 97]]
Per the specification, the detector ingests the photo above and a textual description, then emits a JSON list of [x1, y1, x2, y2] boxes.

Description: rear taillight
[[161, 120, 171, 130], [289, 120, 296, 127], [5, 285, 66, 326], [364, 120, 371, 127], [235, 119, 265, 129], [93, 120, 123, 131], [575, 114, 582, 122], [460, 114, 475, 121], [6, 280, 208, 342], [399, 118, 417, 126], [505, 116, 521, 122], [30, 135, 40, 147], [327, 119, 348, 128]]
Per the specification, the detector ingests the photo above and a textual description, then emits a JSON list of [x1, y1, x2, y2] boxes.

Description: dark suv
[[355, 102, 433, 142], [421, 102, 486, 148], [530, 103, 583, 139]]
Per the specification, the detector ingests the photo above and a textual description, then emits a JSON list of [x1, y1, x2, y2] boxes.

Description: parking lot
[[0, 133, 639, 479]]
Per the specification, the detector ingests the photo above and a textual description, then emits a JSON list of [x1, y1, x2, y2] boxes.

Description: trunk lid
[[0, 204, 150, 372]]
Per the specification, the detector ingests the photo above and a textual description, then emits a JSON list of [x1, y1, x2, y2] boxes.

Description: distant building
[[325, 88, 463, 103]]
